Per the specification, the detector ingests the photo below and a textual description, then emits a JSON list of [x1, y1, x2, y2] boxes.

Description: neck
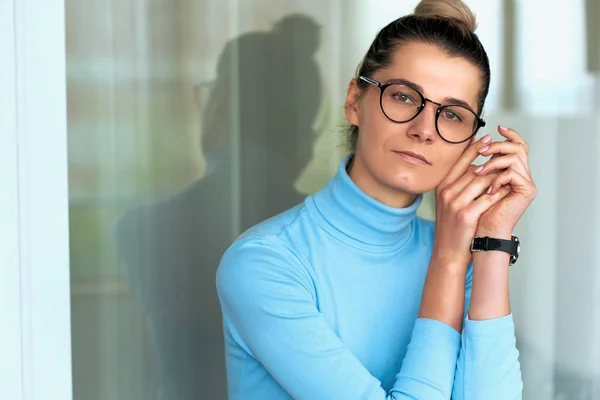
[[308, 155, 422, 248], [347, 154, 418, 209]]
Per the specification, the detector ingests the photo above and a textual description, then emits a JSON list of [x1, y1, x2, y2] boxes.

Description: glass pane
[[66, 1, 343, 399], [66, 1, 600, 399]]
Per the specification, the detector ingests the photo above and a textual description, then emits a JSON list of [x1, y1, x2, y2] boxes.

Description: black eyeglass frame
[[359, 76, 486, 144]]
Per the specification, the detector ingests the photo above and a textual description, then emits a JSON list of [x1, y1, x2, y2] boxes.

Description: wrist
[[472, 249, 511, 266], [430, 250, 470, 274], [474, 228, 512, 240], [471, 233, 519, 266]]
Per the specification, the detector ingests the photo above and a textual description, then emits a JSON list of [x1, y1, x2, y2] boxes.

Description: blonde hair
[[414, 0, 477, 33]]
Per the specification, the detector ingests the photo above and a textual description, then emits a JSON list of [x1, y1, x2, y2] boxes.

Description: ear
[[344, 79, 361, 127]]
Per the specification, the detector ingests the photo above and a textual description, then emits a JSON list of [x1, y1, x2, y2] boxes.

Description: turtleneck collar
[[306, 156, 423, 251]]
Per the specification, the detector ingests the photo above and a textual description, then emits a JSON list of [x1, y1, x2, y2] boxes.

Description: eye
[[392, 92, 416, 105], [442, 109, 463, 122]]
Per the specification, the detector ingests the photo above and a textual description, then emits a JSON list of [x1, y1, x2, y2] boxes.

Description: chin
[[378, 153, 437, 192], [377, 169, 432, 196], [357, 151, 437, 196]]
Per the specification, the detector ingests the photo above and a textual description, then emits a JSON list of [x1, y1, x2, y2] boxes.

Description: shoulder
[[238, 201, 308, 242], [216, 202, 315, 301]]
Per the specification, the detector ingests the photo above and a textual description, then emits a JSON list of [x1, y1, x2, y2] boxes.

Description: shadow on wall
[[515, 327, 600, 399], [112, 14, 323, 400]]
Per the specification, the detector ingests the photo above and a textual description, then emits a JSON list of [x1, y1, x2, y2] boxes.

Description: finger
[[478, 141, 530, 172], [475, 154, 530, 179], [440, 134, 492, 188], [498, 125, 529, 152], [489, 168, 536, 198], [454, 171, 501, 208], [464, 185, 512, 217], [439, 164, 489, 202], [449, 164, 479, 193]]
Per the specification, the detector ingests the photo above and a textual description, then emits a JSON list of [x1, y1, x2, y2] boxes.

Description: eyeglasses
[[359, 76, 486, 144]]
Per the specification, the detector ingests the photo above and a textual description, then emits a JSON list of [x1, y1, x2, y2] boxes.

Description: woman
[[216, 0, 535, 399]]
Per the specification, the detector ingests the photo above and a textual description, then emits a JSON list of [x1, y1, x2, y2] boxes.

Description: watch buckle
[[470, 236, 487, 252]]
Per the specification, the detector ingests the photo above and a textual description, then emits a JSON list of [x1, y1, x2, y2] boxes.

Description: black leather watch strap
[[471, 236, 520, 265]]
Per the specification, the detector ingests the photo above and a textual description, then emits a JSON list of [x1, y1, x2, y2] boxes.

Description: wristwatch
[[470, 235, 520, 265]]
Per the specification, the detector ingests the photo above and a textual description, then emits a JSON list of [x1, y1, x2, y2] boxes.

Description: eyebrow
[[383, 78, 477, 112]]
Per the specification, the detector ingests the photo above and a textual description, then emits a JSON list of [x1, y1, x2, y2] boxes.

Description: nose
[[406, 102, 438, 143]]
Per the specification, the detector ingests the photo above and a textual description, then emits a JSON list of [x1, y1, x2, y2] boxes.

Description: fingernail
[[487, 187, 493, 194], [474, 165, 484, 173], [498, 125, 508, 131], [478, 145, 489, 153], [481, 134, 492, 144]]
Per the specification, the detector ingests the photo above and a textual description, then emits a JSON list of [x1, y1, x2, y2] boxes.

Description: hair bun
[[414, 0, 477, 33]]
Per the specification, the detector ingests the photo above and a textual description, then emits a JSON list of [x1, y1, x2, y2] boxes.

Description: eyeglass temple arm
[[358, 76, 380, 88]]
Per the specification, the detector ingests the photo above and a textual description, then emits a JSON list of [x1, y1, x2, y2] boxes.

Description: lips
[[393, 150, 430, 165]]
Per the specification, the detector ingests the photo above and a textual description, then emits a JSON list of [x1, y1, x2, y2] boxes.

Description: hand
[[433, 134, 513, 268], [474, 125, 537, 238]]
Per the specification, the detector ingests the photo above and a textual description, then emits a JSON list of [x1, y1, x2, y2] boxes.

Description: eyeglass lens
[[381, 84, 478, 143]]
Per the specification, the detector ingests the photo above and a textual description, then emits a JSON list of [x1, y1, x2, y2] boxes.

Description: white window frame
[[0, 0, 23, 397], [1, 0, 72, 399]]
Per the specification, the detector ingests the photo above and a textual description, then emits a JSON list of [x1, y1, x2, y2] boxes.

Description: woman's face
[[345, 41, 483, 201]]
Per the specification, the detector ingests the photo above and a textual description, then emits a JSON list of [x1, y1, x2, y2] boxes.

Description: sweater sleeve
[[216, 238, 462, 400], [451, 264, 523, 399]]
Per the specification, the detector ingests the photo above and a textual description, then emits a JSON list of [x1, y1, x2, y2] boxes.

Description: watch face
[[510, 236, 520, 265], [510, 253, 519, 265]]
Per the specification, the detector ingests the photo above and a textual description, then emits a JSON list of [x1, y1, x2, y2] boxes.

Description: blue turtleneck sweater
[[216, 157, 522, 399]]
